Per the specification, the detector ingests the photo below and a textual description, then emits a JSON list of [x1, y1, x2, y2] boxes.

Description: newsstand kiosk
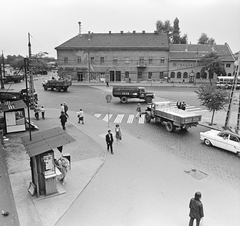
[[21, 127, 75, 197]]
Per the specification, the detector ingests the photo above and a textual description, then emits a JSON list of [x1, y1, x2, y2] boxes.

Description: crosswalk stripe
[[127, 115, 134, 123], [114, 114, 124, 123], [94, 114, 101, 118], [103, 114, 112, 122], [138, 115, 145, 124]]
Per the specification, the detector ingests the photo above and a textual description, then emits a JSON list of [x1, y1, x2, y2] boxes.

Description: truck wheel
[[145, 97, 152, 103], [44, 86, 47, 91], [165, 121, 175, 132], [145, 113, 151, 123], [63, 87, 68, 91], [120, 96, 127, 103]]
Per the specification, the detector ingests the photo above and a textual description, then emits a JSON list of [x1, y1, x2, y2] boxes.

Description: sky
[[0, 0, 239, 58]]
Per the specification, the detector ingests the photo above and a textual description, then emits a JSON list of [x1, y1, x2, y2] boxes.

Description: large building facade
[[55, 31, 235, 83]]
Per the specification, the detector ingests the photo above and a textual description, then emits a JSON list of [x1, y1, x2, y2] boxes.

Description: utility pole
[[28, 33, 35, 109], [1, 51, 5, 89], [224, 52, 240, 129]]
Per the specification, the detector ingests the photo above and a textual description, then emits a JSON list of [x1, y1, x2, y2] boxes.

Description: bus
[[216, 76, 240, 89]]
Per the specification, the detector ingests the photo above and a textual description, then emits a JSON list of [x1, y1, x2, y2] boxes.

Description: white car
[[200, 130, 240, 155]]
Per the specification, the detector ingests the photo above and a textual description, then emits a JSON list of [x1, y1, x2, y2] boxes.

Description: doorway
[[77, 72, 83, 82], [110, 71, 115, 82]]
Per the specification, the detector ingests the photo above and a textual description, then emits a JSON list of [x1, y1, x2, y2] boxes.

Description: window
[[196, 72, 201, 79], [177, 72, 181, 78], [113, 57, 118, 63], [77, 57, 81, 64], [183, 72, 188, 78], [125, 71, 129, 79], [159, 72, 164, 79], [148, 58, 153, 64], [202, 72, 207, 79], [160, 58, 165, 63], [226, 64, 231, 68], [139, 57, 144, 63], [228, 73, 232, 76], [90, 57, 94, 64], [100, 57, 104, 63], [170, 72, 175, 78], [64, 57, 68, 64], [125, 57, 130, 63], [148, 72, 152, 79], [230, 135, 240, 142]]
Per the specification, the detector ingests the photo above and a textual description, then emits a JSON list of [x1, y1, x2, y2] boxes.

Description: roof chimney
[[142, 30, 145, 34], [120, 31, 123, 34], [78, 22, 82, 37], [109, 31, 111, 34], [133, 30, 136, 34]]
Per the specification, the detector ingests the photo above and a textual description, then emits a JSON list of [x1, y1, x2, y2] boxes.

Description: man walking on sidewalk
[[189, 191, 204, 226], [106, 130, 114, 154]]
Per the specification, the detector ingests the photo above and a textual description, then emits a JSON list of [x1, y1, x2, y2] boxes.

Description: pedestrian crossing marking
[[94, 114, 101, 118], [127, 115, 134, 123], [114, 114, 124, 123], [103, 114, 112, 122], [138, 115, 145, 124]]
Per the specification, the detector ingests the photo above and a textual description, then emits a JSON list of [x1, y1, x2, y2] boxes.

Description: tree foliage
[[172, 18, 180, 44], [199, 52, 226, 83], [198, 33, 216, 45], [195, 84, 229, 125]]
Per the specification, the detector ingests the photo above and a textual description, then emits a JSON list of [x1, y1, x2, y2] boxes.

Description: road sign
[[106, 94, 112, 103]]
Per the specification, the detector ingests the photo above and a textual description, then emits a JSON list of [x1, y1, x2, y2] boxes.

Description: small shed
[[0, 100, 27, 134], [21, 127, 75, 197]]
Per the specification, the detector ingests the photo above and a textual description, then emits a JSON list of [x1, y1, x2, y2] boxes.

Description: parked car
[[200, 129, 240, 155]]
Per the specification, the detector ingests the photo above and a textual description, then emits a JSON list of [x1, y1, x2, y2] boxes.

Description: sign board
[[105, 94, 112, 103]]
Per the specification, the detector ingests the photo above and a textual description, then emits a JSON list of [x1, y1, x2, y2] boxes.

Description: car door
[[226, 135, 240, 153], [214, 132, 228, 149]]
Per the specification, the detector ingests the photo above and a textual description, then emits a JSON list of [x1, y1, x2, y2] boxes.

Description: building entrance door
[[110, 71, 115, 81], [77, 72, 83, 81], [116, 71, 121, 82]]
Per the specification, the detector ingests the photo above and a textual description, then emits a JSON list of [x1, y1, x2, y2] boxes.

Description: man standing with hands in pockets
[[106, 130, 114, 154]]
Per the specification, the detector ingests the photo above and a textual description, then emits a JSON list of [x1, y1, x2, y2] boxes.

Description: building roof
[[21, 127, 76, 157], [55, 32, 169, 50], [0, 100, 26, 112], [169, 44, 235, 62]]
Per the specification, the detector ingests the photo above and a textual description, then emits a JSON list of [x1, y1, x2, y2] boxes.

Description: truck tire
[[165, 121, 175, 132], [145, 113, 151, 123], [145, 97, 152, 103], [120, 96, 127, 103], [63, 87, 68, 91], [44, 86, 47, 91]]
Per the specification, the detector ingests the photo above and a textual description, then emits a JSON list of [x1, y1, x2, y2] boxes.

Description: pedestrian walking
[[176, 100, 182, 109], [115, 124, 122, 145], [135, 103, 142, 119], [59, 112, 67, 130], [77, 109, 84, 124], [63, 102, 69, 117], [106, 80, 109, 87], [105, 130, 114, 154], [41, 106, 45, 119], [60, 103, 65, 113], [182, 101, 186, 111], [189, 192, 204, 226]]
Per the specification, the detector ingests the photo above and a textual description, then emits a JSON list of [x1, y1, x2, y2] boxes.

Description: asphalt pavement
[[0, 80, 240, 226]]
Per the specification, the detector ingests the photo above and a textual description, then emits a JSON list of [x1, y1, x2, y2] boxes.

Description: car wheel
[[120, 96, 127, 104], [204, 139, 212, 146], [165, 121, 175, 132]]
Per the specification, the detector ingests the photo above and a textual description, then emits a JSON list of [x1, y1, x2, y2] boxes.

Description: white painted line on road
[[114, 114, 124, 123], [103, 114, 112, 122], [186, 108, 202, 111], [127, 115, 134, 123], [94, 114, 101, 118], [189, 109, 208, 113]]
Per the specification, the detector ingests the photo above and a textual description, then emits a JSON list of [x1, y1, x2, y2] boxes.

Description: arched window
[[202, 72, 207, 79], [64, 57, 68, 64], [171, 72, 175, 78], [177, 72, 181, 78], [183, 72, 188, 78], [196, 72, 200, 79]]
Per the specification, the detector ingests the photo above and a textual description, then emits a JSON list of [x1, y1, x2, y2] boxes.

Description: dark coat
[[59, 114, 67, 123], [189, 198, 204, 219], [106, 133, 114, 144]]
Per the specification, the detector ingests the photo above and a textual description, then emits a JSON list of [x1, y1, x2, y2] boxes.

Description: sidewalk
[[1, 107, 240, 226]]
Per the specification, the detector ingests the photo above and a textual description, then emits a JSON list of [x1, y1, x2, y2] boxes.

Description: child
[[41, 106, 45, 119]]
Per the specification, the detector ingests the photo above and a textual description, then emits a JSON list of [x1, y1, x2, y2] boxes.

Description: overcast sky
[[0, 0, 239, 58]]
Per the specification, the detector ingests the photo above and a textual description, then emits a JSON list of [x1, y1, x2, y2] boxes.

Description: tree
[[172, 18, 181, 44], [156, 20, 173, 41], [180, 33, 188, 44], [199, 52, 226, 84], [195, 84, 229, 125], [198, 33, 216, 45]]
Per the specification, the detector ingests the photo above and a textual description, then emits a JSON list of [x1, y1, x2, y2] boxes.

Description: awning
[[0, 100, 26, 112], [21, 127, 76, 157]]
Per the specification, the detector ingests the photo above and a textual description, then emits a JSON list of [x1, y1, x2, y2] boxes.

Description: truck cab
[[112, 86, 155, 103]]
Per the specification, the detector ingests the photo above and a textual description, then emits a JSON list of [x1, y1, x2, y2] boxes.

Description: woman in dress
[[115, 124, 122, 145]]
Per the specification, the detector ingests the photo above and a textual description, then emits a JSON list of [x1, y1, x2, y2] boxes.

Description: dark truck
[[42, 76, 72, 91], [0, 89, 38, 105], [112, 86, 155, 103], [3, 74, 24, 83]]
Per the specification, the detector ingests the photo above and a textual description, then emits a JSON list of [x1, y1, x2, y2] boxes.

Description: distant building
[[55, 31, 235, 84], [169, 43, 235, 83], [55, 31, 169, 82]]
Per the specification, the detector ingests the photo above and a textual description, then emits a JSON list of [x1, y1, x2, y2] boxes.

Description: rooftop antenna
[[78, 22, 82, 37]]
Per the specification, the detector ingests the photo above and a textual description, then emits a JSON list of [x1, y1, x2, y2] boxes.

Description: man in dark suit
[[106, 130, 114, 154]]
